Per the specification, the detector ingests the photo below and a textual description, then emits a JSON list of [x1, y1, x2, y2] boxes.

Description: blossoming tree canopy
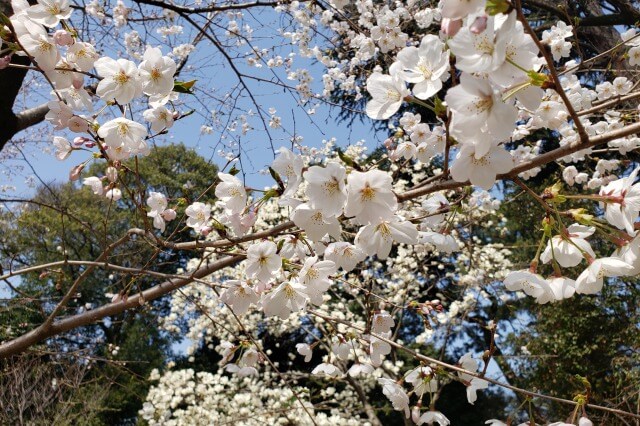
[[1, 0, 640, 424]]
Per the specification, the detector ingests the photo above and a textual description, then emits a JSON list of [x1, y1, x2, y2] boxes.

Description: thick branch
[[0, 255, 243, 358]]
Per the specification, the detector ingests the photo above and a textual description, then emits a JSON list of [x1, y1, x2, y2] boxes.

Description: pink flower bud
[[84, 141, 96, 148], [470, 16, 488, 34], [53, 30, 74, 46], [72, 73, 84, 89], [441, 18, 462, 37], [73, 137, 92, 148], [69, 164, 85, 181], [200, 226, 213, 236], [172, 111, 180, 119], [105, 166, 118, 183], [383, 138, 394, 150], [0, 55, 12, 70], [161, 208, 177, 221]]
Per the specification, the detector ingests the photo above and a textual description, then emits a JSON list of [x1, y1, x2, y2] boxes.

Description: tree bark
[[0, 0, 49, 152]]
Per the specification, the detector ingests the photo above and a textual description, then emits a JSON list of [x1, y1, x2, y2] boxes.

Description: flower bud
[[53, 30, 74, 46], [73, 136, 89, 146], [69, 163, 85, 181], [105, 188, 122, 201], [0, 55, 12, 70], [161, 208, 177, 221], [470, 16, 488, 34], [441, 18, 462, 37], [200, 226, 213, 236], [72, 73, 84, 89], [105, 166, 118, 183]]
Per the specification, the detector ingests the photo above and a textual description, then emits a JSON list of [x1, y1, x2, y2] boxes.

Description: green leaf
[[173, 80, 197, 94]]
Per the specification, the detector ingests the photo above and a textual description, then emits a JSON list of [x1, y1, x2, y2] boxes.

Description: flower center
[[115, 71, 130, 85], [360, 185, 376, 202]]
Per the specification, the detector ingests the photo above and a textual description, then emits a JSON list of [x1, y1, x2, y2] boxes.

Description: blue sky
[[3, 6, 385, 197]]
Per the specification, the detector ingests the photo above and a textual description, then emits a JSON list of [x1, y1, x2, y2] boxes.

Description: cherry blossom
[[303, 162, 347, 217], [245, 241, 281, 282], [184, 202, 211, 231], [138, 46, 177, 97], [575, 257, 633, 294], [215, 172, 247, 215], [344, 170, 397, 224], [220, 280, 259, 315], [450, 143, 513, 190], [365, 67, 410, 120], [540, 224, 596, 268], [94, 57, 142, 104], [394, 34, 449, 100]]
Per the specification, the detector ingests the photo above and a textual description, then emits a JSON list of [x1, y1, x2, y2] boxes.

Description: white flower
[[324, 242, 366, 272], [83, 176, 103, 195], [143, 106, 174, 134], [280, 235, 310, 260], [45, 101, 73, 130], [311, 363, 341, 377], [371, 311, 395, 334], [445, 73, 517, 141], [19, 31, 59, 71], [220, 280, 258, 315], [450, 143, 513, 190], [599, 167, 640, 234], [419, 231, 459, 253], [457, 352, 479, 382], [215, 172, 247, 214], [378, 378, 410, 418], [27, 0, 72, 28], [52, 136, 72, 160], [575, 257, 633, 294], [303, 162, 347, 217], [365, 68, 410, 120], [448, 15, 506, 74], [421, 193, 450, 229], [344, 170, 397, 224], [440, 0, 485, 19], [416, 410, 450, 426], [105, 188, 122, 201], [291, 203, 341, 242], [331, 338, 351, 361], [504, 270, 553, 303], [347, 363, 374, 377], [547, 276, 576, 302], [466, 377, 489, 404], [355, 216, 419, 259], [406, 366, 438, 394], [94, 57, 142, 104], [138, 46, 177, 97], [66, 42, 99, 72], [262, 280, 307, 319], [245, 241, 281, 282], [615, 236, 640, 276], [298, 256, 336, 305], [97, 117, 148, 152], [146, 191, 168, 231], [394, 34, 448, 99], [370, 333, 392, 367], [271, 147, 303, 197], [296, 343, 313, 362], [184, 202, 211, 231], [540, 224, 596, 268]]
